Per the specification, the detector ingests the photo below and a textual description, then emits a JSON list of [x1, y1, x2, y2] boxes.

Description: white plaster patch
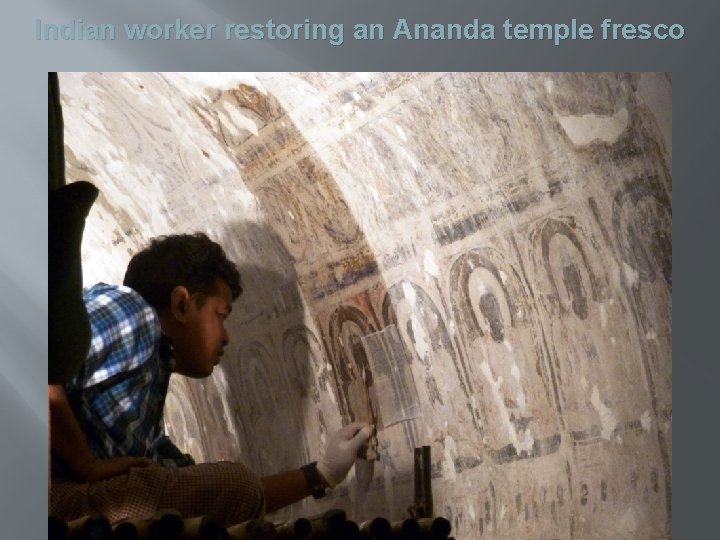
[[468, 504, 476, 521], [216, 111, 239, 137], [410, 316, 432, 363], [402, 282, 417, 306], [645, 329, 657, 340], [510, 362, 520, 382], [614, 507, 639, 540], [640, 410, 652, 431], [623, 262, 640, 287], [580, 376, 588, 390], [590, 385, 618, 439], [395, 125, 408, 142], [106, 159, 126, 177], [443, 436, 458, 480], [556, 107, 629, 146], [423, 250, 440, 277], [222, 101, 260, 136], [326, 382, 337, 405], [479, 361, 535, 454], [600, 303, 608, 329], [499, 504, 506, 520], [499, 270, 508, 283], [503, 340, 513, 353]]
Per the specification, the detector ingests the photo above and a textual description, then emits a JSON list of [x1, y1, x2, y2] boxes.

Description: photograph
[[48, 72, 672, 539]]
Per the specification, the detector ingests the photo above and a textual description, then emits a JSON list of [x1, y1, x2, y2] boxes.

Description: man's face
[[172, 280, 233, 378]]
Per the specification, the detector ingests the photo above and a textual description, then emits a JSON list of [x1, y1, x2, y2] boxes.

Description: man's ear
[[169, 286, 192, 323]]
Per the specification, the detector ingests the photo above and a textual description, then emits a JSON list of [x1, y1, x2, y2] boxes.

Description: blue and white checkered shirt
[[62, 283, 178, 464]]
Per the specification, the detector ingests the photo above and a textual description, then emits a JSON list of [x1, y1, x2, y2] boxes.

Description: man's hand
[[80, 456, 157, 482], [317, 422, 373, 487]]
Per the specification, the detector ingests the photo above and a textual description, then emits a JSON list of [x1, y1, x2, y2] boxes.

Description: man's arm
[[260, 469, 322, 514], [49, 384, 155, 482], [260, 422, 373, 514]]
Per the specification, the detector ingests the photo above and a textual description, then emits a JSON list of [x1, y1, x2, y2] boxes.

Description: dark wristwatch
[[301, 461, 327, 499]]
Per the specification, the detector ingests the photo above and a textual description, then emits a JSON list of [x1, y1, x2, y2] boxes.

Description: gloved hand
[[317, 422, 373, 487]]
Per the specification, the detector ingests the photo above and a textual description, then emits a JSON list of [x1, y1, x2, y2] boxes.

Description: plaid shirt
[[61, 283, 182, 467]]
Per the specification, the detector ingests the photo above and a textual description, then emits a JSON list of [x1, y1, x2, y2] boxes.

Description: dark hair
[[123, 232, 241, 311]]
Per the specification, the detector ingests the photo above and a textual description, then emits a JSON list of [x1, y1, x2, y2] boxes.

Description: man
[[50, 232, 372, 524]]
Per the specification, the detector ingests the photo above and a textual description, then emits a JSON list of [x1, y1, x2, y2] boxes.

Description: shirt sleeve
[[67, 283, 161, 390]]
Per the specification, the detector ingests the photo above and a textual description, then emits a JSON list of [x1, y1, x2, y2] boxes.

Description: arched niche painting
[[254, 177, 317, 264], [612, 176, 672, 414], [449, 248, 561, 464], [281, 324, 343, 463], [381, 280, 482, 463], [255, 163, 363, 266], [235, 339, 304, 475], [327, 304, 379, 428], [530, 216, 652, 440], [612, 176, 671, 288], [191, 83, 363, 266]]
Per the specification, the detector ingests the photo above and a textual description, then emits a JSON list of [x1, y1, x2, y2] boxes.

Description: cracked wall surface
[[59, 72, 672, 540]]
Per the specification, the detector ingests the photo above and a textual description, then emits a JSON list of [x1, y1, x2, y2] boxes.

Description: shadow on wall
[[163, 222, 312, 472]]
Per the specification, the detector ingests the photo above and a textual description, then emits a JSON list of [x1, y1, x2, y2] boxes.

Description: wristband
[[301, 461, 327, 499]]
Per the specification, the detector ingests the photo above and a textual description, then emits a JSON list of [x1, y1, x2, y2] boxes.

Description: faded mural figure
[[612, 177, 672, 417], [328, 304, 379, 430], [382, 281, 482, 469], [450, 248, 560, 463], [529, 213, 667, 537], [532, 217, 651, 439]]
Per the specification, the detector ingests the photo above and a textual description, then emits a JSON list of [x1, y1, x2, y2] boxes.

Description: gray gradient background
[[0, 0, 712, 537]]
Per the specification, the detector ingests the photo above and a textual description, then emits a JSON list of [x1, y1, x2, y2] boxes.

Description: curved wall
[[60, 72, 672, 539]]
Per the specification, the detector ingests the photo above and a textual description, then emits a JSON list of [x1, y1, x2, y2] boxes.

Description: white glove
[[317, 422, 373, 487]]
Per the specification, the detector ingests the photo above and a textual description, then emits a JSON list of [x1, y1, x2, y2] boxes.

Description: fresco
[[61, 72, 672, 539]]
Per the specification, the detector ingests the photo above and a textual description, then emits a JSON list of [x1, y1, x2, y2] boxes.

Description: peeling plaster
[[556, 107, 629, 146]]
